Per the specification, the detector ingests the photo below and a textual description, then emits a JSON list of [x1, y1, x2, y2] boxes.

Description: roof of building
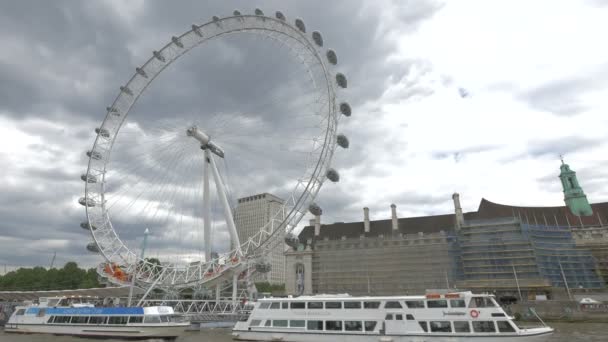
[[299, 198, 608, 243], [476, 198, 608, 227]]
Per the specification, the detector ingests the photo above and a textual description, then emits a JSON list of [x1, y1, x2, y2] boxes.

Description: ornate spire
[[559, 158, 593, 216]]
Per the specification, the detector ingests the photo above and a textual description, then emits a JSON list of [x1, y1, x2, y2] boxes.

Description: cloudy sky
[[1, 0, 607, 269]]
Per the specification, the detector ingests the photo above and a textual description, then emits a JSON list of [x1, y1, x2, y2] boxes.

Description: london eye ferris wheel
[[79, 9, 351, 290]]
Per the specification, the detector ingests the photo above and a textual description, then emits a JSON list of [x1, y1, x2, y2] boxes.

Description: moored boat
[[232, 291, 553, 341], [4, 296, 189, 340]]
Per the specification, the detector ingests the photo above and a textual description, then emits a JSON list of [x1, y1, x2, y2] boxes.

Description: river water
[[0, 323, 607, 341]]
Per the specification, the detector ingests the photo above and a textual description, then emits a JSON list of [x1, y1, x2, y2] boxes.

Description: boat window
[[472, 321, 496, 333], [47, 316, 55, 323], [160, 315, 170, 323], [385, 314, 393, 320], [72, 316, 89, 324], [492, 313, 505, 317], [395, 314, 403, 321], [291, 302, 305, 309], [143, 315, 161, 324], [405, 300, 425, 308], [89, 316, 107, 324], [326, 302, 342, 309], [53, 316, 70, 324], [269, 302, 281, 309], [419, 321, 428, 332], [250, 319, 262, 326], [344, 301, 361, 309], [108, 316, 129, 325], [363, 301, 380, 309], [307, 320, 323, 330], [427, 300, 448, 308], [15, 309, 25, 316], [259, 302, 271, 309], [453, 321, 471, 332], [273, 320, 288, 327], [364, 321, 377, 332], [345, 321, 362, 331], [325, 320, 342, 331], [282, 302, 289, 309], [37, 308, 46, 317], [497, 321, 516, 333], [265, 320, 271, 327], [430, 321, 452, 332], [385, 301, 402, 309], [406, 314, 415, 320], [129, 316, 143, 323], [290, 320, 305, 328], [450, 299, 466, 308], [308, 302, 323, 309], [469, 297, 496, 308]]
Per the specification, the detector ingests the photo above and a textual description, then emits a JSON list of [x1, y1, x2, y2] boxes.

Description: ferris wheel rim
[[82, 12, 345, 287]]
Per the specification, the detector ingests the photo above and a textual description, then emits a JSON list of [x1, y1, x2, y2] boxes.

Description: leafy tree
[[0, 262, 100, 291]]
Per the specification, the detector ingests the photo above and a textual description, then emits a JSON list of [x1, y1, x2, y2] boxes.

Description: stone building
[[285, 161, 608, 300]]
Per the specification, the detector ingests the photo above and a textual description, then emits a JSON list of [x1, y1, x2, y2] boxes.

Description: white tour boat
[[4, 296, 190, 339], [233, 291, 553, 341]]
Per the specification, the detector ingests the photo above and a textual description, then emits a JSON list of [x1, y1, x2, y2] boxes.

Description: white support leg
[[208, 154, 242, 254], [232, 272, 238, 306], [203, 149, 211, 262]]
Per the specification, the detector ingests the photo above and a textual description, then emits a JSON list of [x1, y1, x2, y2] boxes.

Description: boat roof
[[259, 291, 480, 301]]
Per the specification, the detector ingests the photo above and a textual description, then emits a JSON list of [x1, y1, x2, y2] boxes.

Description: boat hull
[[232, 329, 554, 342], [4, 323, 189, 339]]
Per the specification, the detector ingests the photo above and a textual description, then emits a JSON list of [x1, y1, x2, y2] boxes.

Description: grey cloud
[[431, 144, 501, 162], [0, 0, 444, 266], [517, 66, 608, 116]]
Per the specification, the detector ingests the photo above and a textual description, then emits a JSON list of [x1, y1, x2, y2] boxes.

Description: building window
[[453, 321, 470, 332], [430, 321, 452, 332], [325, 321, 342, 331], [307, 320, 323, 330], [344, 321, 362, 331], [427, 300, 448, 308], [497, 321, 516, 332], [405, 300, 425, 308], [472, 321, 496, 333]]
